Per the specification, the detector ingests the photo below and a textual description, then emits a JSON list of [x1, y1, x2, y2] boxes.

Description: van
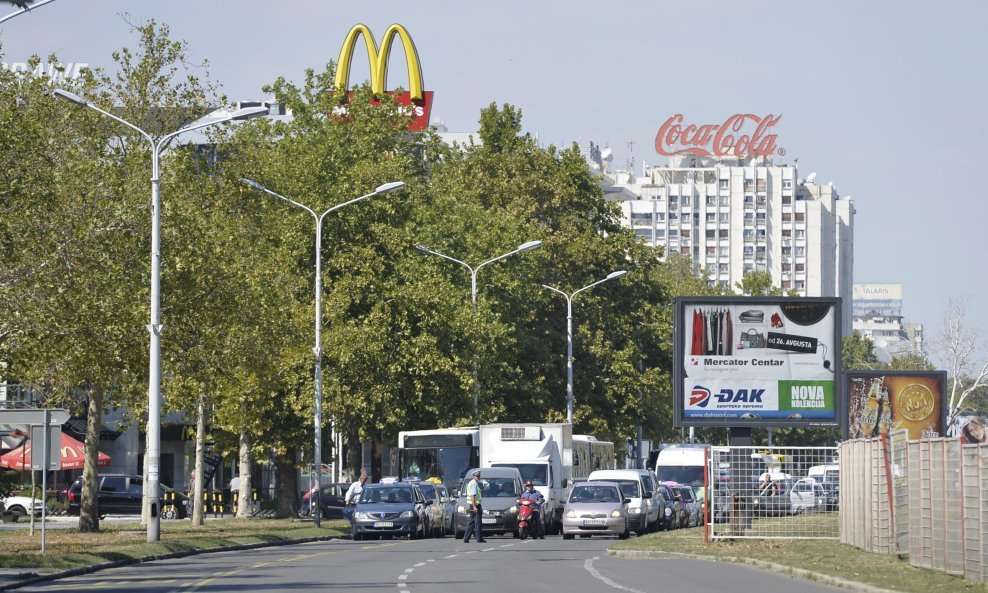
[[587, 469, 660, 535], [807, 463, 840, 484]]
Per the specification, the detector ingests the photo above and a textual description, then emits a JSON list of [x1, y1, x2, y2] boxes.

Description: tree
[[842, 331, 881, 370], [932, 299, 988, 426]]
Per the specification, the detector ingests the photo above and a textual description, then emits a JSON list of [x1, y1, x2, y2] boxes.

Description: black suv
[[67, 474, 189, 519]]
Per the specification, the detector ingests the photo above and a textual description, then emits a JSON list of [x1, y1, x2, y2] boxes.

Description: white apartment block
[[591, 150, 854, 335]]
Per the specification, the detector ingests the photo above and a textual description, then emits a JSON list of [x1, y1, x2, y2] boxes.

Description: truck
[[479, 423, 573, 535]]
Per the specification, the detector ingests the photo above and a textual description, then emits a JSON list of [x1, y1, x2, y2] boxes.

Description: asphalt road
[[14, 534, 846, 593]]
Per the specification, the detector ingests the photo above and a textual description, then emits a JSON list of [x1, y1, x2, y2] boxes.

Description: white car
[[790, 478, 825, 512], [3, 495, 43, 519]]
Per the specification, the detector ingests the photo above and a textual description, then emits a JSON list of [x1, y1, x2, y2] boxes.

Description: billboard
[[333, 23, 434, 131], [852, 283, 903, 316], [845, 371, 946, 440], [674, 297, 842, 428]]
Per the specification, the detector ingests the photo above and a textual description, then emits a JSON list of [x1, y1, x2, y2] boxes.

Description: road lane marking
[[444, 554, 459, 558], [414, 562, 426, 567], [404, 568, 414, 573], [399, 574, 408, 580], [585, 557, 647, 593]]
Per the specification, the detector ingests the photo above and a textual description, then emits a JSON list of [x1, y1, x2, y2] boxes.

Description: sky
[[2, 0, 987, 357]]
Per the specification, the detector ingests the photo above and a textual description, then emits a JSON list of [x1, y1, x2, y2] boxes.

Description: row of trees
[[0, 22, 716, 530]]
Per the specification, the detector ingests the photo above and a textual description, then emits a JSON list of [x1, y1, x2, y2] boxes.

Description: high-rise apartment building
[[591, 150, 854, 334]]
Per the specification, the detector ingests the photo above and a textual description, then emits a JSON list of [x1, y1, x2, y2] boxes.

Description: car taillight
[[68, 491, 77, 503]]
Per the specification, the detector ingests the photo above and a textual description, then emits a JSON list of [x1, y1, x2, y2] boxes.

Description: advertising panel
[[674, 297, 842, 428], [845, 371, 946, 440]]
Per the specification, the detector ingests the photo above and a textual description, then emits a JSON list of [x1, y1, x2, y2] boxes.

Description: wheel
[[353, 533, 362, 541], [619, 524, 630, 540], [7, 506, 25, 519], [563, 533, 575, 540], [455, 528, 464, 540], [519, 525, 528, 540]]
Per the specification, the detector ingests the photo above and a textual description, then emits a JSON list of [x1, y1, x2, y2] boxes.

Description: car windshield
[[612, 480, 640, 498], [569, 485, 621, 503], [418, 484, 437, 498], [358, 487, 413, 504]]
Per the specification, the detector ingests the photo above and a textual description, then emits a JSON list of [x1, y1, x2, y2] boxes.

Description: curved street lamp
[[240, 178, 405, 527], [0, 0, 57, 26], [414, 240, 542, 423], [542, 270, 628, 424], [55, 88, 269, 543]]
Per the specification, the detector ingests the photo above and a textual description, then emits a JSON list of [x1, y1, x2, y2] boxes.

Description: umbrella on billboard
[[0, 433, 110, 470]]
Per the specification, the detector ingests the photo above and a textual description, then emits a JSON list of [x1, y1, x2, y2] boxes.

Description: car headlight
[[610, 509, 623, 518], [628, 506, 642, 514], [664, 507, 672, 517], [566, 510, 577, 518], [400, 510, 415, 518], [354, 512, 368, 519], [509, 505, 517, 513]]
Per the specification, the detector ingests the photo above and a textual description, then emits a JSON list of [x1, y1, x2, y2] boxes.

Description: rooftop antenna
[[626, 139, 636, 173], [806, 172, 817, 184]]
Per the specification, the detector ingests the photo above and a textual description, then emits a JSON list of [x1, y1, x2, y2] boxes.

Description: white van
[[587, 469, 659, 535], [807, 463, 840, 483]]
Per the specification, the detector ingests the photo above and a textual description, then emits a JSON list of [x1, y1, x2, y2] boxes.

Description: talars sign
[[655, 114, 782, 158], [333, 23, 433, 131]]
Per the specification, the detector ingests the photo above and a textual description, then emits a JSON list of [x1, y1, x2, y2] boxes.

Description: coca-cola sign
[[655, 114, 782, 157]]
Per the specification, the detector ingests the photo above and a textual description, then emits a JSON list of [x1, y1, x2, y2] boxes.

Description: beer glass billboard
[[845, 371, 945, 440], [673, 296, 842, 428]]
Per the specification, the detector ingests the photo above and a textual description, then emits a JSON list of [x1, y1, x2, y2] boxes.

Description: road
[[14, 534, 846, 593]]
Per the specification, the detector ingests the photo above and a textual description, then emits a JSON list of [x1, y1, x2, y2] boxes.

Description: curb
[[608, 549, 901, 593], [0, 534, 343, 591]]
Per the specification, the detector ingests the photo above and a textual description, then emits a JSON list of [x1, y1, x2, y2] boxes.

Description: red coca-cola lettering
[[655, 114, 781, 157]]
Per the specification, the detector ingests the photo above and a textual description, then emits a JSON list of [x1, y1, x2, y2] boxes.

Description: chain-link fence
[[707, 446, 839, 540]]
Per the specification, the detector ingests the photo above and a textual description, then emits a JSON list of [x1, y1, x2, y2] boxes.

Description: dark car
[[820, 481, 840, 511], [653, 484, 679, 530], [300, 482, 349, 518], [67, 474, 189, 519], [351, 483, 429, 540]]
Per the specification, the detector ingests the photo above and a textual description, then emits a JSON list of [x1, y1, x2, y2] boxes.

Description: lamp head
[[414, 244, 431, 253], [230, 106, 270, 121], [53, 88, 88, 107], [606, 270, 628, 280], [374, 181, 406, 195], [517, 240, 542, 252], [239, 178, 265, 191]]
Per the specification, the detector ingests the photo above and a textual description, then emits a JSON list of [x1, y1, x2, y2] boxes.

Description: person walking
[[462, 470, 486, 543]]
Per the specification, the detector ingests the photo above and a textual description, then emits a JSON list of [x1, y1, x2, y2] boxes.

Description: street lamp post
[[55, 89, 269, 543], [240, 178, 405, 527], [414, 240, 542, 424], [0, 0, 57, 26], [542, 270, 628, 424]]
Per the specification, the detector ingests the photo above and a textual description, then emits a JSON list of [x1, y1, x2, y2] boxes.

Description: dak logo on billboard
[[689, 386, 711, 407]]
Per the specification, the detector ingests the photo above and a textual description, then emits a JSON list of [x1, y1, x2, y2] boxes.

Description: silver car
[[562, 481, 630, 540]]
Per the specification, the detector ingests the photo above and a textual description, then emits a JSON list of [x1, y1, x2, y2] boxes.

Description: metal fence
[[707, 446, 839, 540], [841, 434, 988, 584]]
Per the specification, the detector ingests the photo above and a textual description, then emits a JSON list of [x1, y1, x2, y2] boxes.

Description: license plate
[[373, 521, 394, 528], [582, 519, 606, 526], [482, 517, 497, 524]]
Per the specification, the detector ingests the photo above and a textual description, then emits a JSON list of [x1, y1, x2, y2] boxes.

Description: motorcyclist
[[519, 480, 545, 538]]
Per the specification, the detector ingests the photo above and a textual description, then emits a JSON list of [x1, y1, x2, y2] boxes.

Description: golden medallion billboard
[[673, 296, 842, 428], [844, 371, 946, 440]]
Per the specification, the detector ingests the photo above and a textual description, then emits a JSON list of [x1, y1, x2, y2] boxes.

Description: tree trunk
[[346, 428, 361, 482], [371, 438, 382, 483], [274, 447, 298, 518], [79, 386, 102, 532], [236, 431, 252, 518], [192, 390, 206, 526]]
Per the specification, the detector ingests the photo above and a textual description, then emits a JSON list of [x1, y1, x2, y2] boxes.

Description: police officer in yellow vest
[[462, 470, 486, 543]]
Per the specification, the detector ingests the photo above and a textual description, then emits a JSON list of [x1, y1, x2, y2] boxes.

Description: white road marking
[[585, 557, 647, 593], [399, 575, 408, 580], [414, 562, 426, 567], [404, 568, 414, 573]]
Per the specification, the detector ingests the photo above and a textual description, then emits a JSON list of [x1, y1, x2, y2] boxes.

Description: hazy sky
[[3, 0, 986, 355]]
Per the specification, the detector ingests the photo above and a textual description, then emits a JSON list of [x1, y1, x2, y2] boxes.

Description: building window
[[706, 213, 716, 223], [635, 229, 652, 241], [757, 229, 766, 240], [681, 195, 691, 206], [719, 213, 729, 223], [783, 179, 793, 189], [706, 196, 716, 206], [743, 246, 754, 256], [795, 246, 805, 257], [655, 229, 665, 238], [756, 180, 766, 192], [706, 245, 716, 255], [719, 246, 728, 256], [719, 195, 729, 206], [744, 196, 754, 207], [756, 246, 766, 257], [795, 212, 805, 222], [630, 212, 652, 225], [681, 229, 691, 238], [743, 179, 753, 191], [744, 263, 754, 273], [782, 212, 792, 222], [795, 229, 805, 239], [744, 213, 754, 225], [744, 230, 754, 241], [755, 212, 766, 223], [719, 179, 729, 189], [706, 229, 716, 240], [669, 229, 679, 238], [668, 212, 678, 222], [782, 229, 792, 238], [719, 229, 729, 238], [782, 246, 792, 256], [782, 195, 792, 205], [795, 263, 805, 272]]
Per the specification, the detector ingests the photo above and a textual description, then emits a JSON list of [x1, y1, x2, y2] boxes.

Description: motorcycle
[[516, 497, 545, 540]]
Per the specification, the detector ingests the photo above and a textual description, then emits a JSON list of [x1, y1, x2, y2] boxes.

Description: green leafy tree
[[842, 331, 881, 370]]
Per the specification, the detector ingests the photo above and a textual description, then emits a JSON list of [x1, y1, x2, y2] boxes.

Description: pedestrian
[[345, 471, 369, 505], [462, 469, 486, 543]]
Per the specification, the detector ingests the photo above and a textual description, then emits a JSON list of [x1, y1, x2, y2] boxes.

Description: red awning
[[0, 433, 111, 470]]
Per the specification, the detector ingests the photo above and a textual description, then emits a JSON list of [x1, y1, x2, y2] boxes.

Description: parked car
[[2, 495, 42, 519], [415, 481, 447, 537], [351, 482, 429, 540], [587, 469, 660, 535], [677, 485, 701, 527], [436, 483, 455, 534], [653, 483, 679, 530], [300, 482, 349, 518], [561, 481, 629, 540], [791, 478, 826, 512], [752, 478, 797, 516], [820, 481, 840, 511], [66, 474, 189, 519], [453, 467, 523, 539]]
